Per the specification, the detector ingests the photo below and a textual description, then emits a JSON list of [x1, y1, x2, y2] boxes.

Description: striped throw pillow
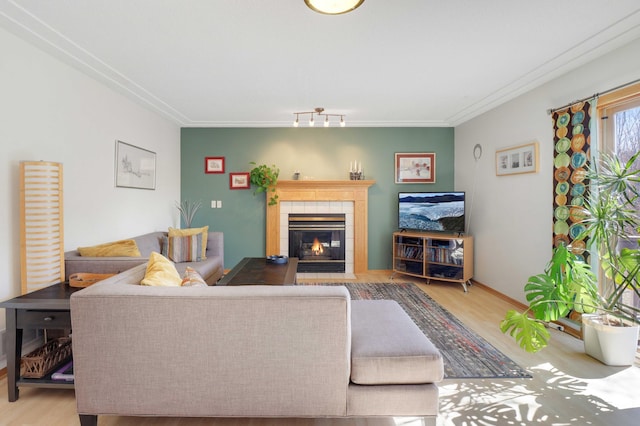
[[166, 235, 203, 263], [181, 267, 207, 287]]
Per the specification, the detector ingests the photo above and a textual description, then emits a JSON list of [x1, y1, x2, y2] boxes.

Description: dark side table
[[0, 282, 82, 401]]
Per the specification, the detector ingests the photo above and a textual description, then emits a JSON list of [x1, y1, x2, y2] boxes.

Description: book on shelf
[[399, 245, 423, 260], [51, 360, 74, 381]]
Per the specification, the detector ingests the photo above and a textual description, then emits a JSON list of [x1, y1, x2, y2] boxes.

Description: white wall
[[0, 27, 181, 335], [455, 38, 640, 303]]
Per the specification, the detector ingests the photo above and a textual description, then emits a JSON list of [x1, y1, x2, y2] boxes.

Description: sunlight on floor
[[435, 362, 640, 426], [437, 381, 544, 425], [558, 363, 640, 410]]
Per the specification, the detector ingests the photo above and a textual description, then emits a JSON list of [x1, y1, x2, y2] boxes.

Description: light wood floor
[[1, 272, 639, 426]]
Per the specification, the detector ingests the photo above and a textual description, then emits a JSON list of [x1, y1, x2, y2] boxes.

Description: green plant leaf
[[566, 256, 598, 313], [500, 310, 551, 353], [619, 248, 640, 282], [524, 274, 571, 322]]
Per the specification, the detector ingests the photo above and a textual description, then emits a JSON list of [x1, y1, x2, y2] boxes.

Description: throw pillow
[[181, 267, 207, 287], [140, 252, 182, 287], [168, 226, 209, 259], [166, 235, 203, 263], [78, 239, 141, 257], [160, 235, 169, 257]]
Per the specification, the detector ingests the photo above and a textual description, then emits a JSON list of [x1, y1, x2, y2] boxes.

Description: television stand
[[391, 231, 473, 291]]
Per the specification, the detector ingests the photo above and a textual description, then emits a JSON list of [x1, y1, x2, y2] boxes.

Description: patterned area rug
[[305, 282, 532, 379]]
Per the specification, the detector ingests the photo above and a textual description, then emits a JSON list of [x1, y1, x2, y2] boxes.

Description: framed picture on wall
[[115, 140, 156, 190], [205, 157, 225, 174], [395, 152, 436, 183], [229, 172, 250, 189], [496, 142, 539, 176]]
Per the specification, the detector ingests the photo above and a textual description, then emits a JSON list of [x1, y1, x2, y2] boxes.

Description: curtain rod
[[547, 77, 640, 115]]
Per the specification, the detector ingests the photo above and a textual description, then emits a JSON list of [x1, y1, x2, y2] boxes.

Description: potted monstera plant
[[501, 151, 640, 365]]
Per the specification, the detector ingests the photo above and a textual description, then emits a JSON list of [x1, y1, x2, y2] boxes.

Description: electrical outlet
[[211, 200, 216, 208], [217, 200, 222, 208]]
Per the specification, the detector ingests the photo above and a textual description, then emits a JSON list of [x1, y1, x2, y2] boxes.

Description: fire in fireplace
[[288, 213, 345, 273]]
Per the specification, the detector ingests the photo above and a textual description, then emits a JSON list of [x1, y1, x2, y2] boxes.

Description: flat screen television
[[398, 192, 466, 234]]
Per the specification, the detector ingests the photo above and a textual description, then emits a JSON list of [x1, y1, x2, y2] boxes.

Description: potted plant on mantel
[[249, 162, 280, 206], [501, 151, 640, 365]]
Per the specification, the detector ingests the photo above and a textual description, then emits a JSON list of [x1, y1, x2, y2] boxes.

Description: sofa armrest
[[205, 232, 223, 267], [64, 254, 148, 280]]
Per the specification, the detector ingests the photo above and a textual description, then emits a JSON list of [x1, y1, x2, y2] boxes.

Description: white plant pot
[[582, 314, 639, 366]]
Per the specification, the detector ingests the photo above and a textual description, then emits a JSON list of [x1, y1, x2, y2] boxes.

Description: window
[[597, 82, 640, 315]]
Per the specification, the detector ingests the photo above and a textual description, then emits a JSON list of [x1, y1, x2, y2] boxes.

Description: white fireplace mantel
[[265, 180, 375, 274]]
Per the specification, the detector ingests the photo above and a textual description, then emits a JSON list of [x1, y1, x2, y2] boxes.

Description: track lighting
[[292, 107, 347, 127]]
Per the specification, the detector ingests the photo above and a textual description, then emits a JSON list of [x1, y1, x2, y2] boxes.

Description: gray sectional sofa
[[70, 264, 444, 425], [64, 231, 224, 285]]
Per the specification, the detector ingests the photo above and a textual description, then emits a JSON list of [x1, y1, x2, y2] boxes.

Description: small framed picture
[[229, 172, 250, 189], [395, 152, 436, 184], [496, 142, 539, 176], [205, 157, 225, 174]]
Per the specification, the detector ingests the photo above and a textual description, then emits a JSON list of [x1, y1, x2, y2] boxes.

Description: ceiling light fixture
[[292, 107, 347, 127], [304, 0, 365, 15]]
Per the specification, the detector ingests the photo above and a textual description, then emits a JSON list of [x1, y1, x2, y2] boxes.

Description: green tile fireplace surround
[[180, 127, 455, 270]]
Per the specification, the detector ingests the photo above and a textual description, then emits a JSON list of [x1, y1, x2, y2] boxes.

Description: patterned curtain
[[551, 101, 593, 261]]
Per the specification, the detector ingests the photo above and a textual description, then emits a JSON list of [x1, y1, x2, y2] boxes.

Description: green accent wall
[[181, 127, 454, 270]]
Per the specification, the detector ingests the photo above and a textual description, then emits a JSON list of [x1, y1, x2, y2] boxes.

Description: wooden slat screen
[[20, 161, 64, 294]]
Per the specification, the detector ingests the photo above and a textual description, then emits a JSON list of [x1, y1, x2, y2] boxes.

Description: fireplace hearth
[[288, 213, 345, 273]]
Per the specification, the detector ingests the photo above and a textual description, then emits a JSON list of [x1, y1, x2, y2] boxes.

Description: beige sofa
[[70, 264, 444, 425], [64, 231, 224, 285]]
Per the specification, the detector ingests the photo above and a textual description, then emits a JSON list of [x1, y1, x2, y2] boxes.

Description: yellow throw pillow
[[168, 226, 209, 259], [140, 252, 182, 287], [78, 239, 141, 257]]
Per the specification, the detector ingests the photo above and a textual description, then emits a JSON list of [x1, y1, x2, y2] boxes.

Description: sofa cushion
[[163, 235, 203, 262], [168, 226, 209, 259], [78, 239, 141, 257], [140, 252, 182, 287], [181, 267, 207, 287], [350, 300, 444, 385], [174, 255, 223, 286]]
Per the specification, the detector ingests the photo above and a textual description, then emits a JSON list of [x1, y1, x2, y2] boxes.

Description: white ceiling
[[2, 0, 640, 127]]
